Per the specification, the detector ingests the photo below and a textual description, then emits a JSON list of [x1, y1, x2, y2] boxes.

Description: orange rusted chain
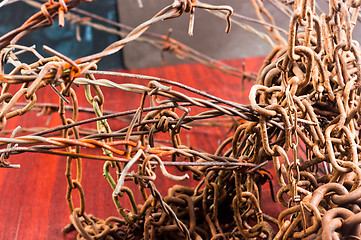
[[1, 0, 361, 239]]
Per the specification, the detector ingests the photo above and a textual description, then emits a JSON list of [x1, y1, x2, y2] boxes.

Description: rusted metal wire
[[23, 0, 254, 79], [2, 0, 361, 239]]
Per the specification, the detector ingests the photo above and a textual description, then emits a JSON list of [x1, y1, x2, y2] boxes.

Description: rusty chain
[[2, 0, 361, 239]]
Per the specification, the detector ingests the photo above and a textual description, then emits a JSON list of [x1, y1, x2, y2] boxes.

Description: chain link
[[2, 0, 361, 239]]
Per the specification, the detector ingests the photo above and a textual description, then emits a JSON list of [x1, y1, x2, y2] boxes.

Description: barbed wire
[[2, 0, 361, 239]]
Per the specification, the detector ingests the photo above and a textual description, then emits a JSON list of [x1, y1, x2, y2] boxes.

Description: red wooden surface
[[0, 57, 282, 239]]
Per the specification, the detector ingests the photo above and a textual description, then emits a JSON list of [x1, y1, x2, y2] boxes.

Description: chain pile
[[249, 0, 361, 238], [2, 0, 361, 239]]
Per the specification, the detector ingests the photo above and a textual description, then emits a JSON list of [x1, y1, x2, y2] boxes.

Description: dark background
[[0, 0, 124, 70]]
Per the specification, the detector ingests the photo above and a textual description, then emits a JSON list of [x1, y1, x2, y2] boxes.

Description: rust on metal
[[1, 0, 361, 239]]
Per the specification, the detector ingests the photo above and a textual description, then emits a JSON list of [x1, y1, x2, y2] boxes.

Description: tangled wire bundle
[[2, 0, 361, 239]]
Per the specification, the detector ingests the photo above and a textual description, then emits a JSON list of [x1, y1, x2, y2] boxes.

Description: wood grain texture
[[0, 57, 282, 239]]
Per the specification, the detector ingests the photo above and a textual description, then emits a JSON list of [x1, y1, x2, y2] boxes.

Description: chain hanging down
[[1, 0, 361, 239]]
